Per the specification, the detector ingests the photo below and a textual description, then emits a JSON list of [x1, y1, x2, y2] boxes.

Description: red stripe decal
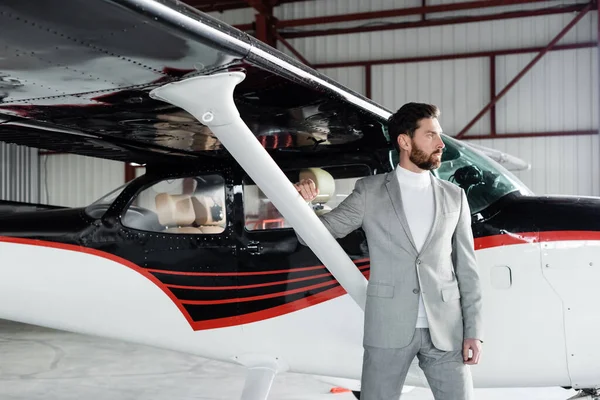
[[147, 257, 370, 276], [0, 236, 368, 330], [473, 230, 600, 250], [2, 231, 598, 331], [188, 270, 370, 331], [189, 285, 350, 330], [166, 265, 370, 290], [474, 232, 539, 250], [180, 278, 341, 305], [540, 231, 600, 242], [0, 236, 197, 328], [147, 265, 325, 276]]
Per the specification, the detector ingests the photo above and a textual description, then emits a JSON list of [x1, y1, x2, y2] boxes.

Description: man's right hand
[[294, 178, 319, 202]]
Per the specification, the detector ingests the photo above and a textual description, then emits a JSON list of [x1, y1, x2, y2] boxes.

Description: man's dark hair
[[388, 102, 440, 153]]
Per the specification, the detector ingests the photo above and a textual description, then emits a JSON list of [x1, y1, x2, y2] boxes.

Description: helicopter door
[[110, 173, 243, 335], [235, 164, 371, 324], [541, 238, 600, 388]]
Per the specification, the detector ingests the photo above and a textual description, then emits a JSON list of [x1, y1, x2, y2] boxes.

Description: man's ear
[[397, 134, 410, 151]]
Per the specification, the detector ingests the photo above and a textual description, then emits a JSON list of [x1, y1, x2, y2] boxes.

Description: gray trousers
[[360, 328, 473, 400]]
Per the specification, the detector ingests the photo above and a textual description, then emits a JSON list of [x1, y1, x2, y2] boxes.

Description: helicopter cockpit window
[[121, 175, 226, 234], [85, 183, 128, 219], [430, 136, 532, 213], [243, 165, 371, 231]]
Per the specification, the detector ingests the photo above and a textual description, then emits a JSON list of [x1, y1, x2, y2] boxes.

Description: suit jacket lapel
[[385, 172, 418, 254], [419, 174, 443, 256]]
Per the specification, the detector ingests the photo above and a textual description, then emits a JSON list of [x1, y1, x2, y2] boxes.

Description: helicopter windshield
[[84, 183, 128, 219], [435, 136, 532, 213], [391, 135, 532, 214]]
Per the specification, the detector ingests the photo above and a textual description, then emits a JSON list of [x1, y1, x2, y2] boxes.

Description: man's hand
[[294, 178, 319, 202], [463, 338, 482, 365]]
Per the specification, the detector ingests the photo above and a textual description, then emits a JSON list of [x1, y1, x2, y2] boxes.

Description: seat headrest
[[299, 168, 335, 204], [155, 193, 195, 227]]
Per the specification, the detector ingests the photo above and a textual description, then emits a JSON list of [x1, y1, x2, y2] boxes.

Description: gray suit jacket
[[299, 171, 483, 351]]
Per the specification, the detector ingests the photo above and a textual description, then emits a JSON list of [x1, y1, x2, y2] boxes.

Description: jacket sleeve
[[297, 178, 366, 246], [452, 189, 484, 342]]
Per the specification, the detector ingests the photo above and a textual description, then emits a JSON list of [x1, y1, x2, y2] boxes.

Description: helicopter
[[0, 0, 599, 399]]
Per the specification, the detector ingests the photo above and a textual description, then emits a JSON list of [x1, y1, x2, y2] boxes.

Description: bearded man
[[295, 103, 484, 400]]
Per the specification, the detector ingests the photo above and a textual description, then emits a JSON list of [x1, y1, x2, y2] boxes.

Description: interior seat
[[155, 192, 202, 234], [191, 195, 225, 234], [299, 167, 335, 215]]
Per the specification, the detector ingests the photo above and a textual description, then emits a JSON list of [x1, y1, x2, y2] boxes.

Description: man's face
[[400, 117, 445, 170]]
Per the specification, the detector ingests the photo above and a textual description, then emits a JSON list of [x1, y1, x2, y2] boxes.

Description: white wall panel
[[0, 143, 39, 203], [40, 155, 124, 207], [315, 66, 365, 95], [467, 135, 600, 196], [284, 9, 596, 65], [372, 58, 490, 135], [276, 0, 422, 35], [276, 0, 420, 19], [135, 166, 146, 178], [203, 1, 595, 67], [207, 8, 255, 26], [433, 0, 589, 29], [495, 48, 598, 134]]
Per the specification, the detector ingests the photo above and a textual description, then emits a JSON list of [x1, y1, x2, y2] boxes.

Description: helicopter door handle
[[239, 243, 262, 255]]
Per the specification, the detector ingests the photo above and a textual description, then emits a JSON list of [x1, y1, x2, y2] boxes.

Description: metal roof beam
[[273, 3, 589, 38], [455, 2, 594, 138], [277, 0, 552, 28]]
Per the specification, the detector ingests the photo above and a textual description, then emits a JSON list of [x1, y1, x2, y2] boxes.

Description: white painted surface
[[469, 242, 570, 388], [1, 237, 598, 389], [0, 240, 244, 363], [541, 240, 600, 389]]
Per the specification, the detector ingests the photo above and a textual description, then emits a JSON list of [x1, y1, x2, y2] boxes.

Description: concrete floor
[[0, 319, 580, 400]]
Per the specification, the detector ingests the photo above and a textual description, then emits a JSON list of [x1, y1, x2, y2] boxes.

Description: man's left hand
[[463, 338, 482, 365]]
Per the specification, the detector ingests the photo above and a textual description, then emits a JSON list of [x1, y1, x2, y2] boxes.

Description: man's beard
[[409, 143, 442, 170]]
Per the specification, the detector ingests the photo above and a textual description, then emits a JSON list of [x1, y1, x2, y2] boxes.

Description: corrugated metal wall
[[0, 143, 39, 203], [372, 58, 491, 135], [317, 66, 365, 96], [209, 1, 599, 196], [470, 135, 600, 196], [496, 49, 598, 134], [369, 46, 598, 137], [39, 154, 125, 207]]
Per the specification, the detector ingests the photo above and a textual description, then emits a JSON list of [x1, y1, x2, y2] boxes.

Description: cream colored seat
[[191, 195, 225, 234], [299, 167, 335, 215], [155, 193, 202, 234]]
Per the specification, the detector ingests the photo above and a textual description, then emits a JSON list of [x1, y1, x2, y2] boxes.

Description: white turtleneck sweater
[[396, 165, 434, 329]]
